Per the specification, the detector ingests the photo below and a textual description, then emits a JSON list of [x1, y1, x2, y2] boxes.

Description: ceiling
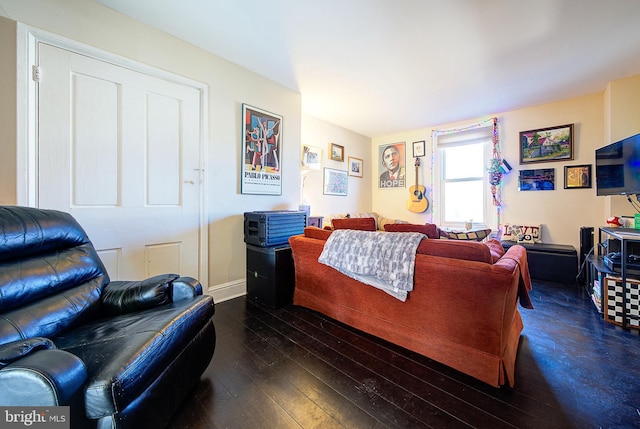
[[96, 0, 640, 137]]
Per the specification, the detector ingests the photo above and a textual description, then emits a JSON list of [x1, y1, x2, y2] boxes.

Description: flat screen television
[[595, 133, 640, 196]]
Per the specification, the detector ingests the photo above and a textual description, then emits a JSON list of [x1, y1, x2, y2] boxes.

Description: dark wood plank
[[167, 280, 640, 429]]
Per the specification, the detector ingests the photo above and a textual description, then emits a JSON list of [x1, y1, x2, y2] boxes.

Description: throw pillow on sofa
[[439, 228, 492, 241], [377, 215, 409, 230], [323, 212, 380, 229], [332, 217, 376, 231], [383, 223, 439, 239], [500, 223, 542, 244]]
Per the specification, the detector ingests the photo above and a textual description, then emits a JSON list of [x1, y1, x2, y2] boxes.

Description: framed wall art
[[241, 104, 282, 195], [519, 168, 555, 191], [378, 142, 406, 188], [323, 168, 348, 196], [564, 164, 592, 189], [412, 140, 425, 158], [329, 143, 344, 161], [302, 145, 322, 170], [519, 124, 574, 164], [348, 156, 363, 178]]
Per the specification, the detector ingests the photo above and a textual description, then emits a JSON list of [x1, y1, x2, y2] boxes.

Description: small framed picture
[[329, 143, 344, 162], [564, 164, 592, 189], [301, 145, 322, 170], [519, 168, 555, 191], [348, 156, 363, 178], [323, 168, 348, 195], [412, 140, 425, 158]]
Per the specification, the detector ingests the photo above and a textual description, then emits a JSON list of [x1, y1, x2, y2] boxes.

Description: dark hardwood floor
[[167, 280, 640, 429]]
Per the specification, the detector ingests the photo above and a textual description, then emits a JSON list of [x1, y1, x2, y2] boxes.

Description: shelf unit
[[585, 253, 612, 313], [588, 227, 640, 329]]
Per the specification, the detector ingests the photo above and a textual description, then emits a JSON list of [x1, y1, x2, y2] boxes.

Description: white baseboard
[[208, 279, 246, 303]]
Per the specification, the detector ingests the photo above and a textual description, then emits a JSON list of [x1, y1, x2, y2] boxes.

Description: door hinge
[[32, 65, 41, 82]]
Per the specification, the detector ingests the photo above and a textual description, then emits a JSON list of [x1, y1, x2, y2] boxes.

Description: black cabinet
[[501, 241, 578, 284], [246, 244, 295, 308]]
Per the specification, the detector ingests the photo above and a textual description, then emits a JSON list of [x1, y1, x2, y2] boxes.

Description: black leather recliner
[[0, 206, 216, 428]]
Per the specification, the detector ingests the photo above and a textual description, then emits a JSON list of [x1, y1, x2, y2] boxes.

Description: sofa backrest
[[416, 239, 493, 263], [299, 226, 504, 264], [0, 206, 109, 345]]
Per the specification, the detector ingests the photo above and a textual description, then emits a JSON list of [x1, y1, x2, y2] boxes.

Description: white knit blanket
[[318, 230, 425, 301]]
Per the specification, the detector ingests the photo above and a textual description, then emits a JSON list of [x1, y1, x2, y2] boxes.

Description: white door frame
[[15, 24, 209, 287]]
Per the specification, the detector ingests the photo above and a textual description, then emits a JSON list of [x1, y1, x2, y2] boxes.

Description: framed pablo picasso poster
[[242, 104, 283, 195]]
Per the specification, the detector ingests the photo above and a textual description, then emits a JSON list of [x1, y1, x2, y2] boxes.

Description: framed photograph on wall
[[329, 143, 344, 161], [302, 145, 322, 170], [564, 164, 592, 189], [241, 104, 282, 195], [518, 168, 555, 191], [519, 123, 574, 164], [412, 140, 425, 158], [348, 157, 363, 178], [378, 142, 406, 188], [323, 168, 348, 196]]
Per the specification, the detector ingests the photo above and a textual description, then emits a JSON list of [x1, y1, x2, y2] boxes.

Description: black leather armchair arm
[[172, 276, 204, 301], [0, 337, 57, 368], [102, 273, 178, 314], [101, 274, 204, 314], [0, 344, 87, 406]]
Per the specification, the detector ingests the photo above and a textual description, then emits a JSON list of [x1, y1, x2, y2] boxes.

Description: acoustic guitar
[[406, 157, 428, 213]]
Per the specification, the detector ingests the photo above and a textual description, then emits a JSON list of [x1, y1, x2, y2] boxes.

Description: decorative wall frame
[[412, 140, 425, 158], [378, 142, 406, 189], [518, 168, 555, 191], [301, 145, 322, 170], [519, 123, 574, 164], [323, 168, 348, 196], [241, 104, 282, 195], [348, 156, 363, 178], [329, 143, 344, 161], [564, 164, 592, 189]]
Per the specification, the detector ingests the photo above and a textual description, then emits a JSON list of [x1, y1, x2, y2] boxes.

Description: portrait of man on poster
[[379, 143, 405, 188]]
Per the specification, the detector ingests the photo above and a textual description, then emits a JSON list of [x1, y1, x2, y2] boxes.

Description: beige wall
[[371, 128, 435, 226], [496, 93, 605, 250], [372, 92, 608, 252], [604, 74, 640, 220], [0, 0, 302, 299], [0, 15, 16, 205], [369, 77, 640, 252], [301, 113, 372, 218]]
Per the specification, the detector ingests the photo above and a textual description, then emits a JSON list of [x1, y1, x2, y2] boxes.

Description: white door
[[37, 42, 203, 281]]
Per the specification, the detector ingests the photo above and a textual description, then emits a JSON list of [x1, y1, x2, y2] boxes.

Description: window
[[434, 126, 493, 228]]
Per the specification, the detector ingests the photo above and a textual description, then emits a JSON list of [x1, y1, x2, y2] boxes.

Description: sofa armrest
[[0, 348, 87, 405], [496, 244, 534, 309], [102, 273, 179, 314], [172, 276, 203, 301], [0, 337, 56, 369]]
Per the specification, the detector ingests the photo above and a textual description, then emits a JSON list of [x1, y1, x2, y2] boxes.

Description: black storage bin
[[244, 211, 307, 247], [246, 244, 295, 308], [502, 241, 578, 284]]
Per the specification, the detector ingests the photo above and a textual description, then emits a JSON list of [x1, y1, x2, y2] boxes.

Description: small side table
[[308, 216, 324, 228]]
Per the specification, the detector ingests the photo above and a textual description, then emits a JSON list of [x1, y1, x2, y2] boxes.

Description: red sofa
[[289, 227, 533, 387]]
